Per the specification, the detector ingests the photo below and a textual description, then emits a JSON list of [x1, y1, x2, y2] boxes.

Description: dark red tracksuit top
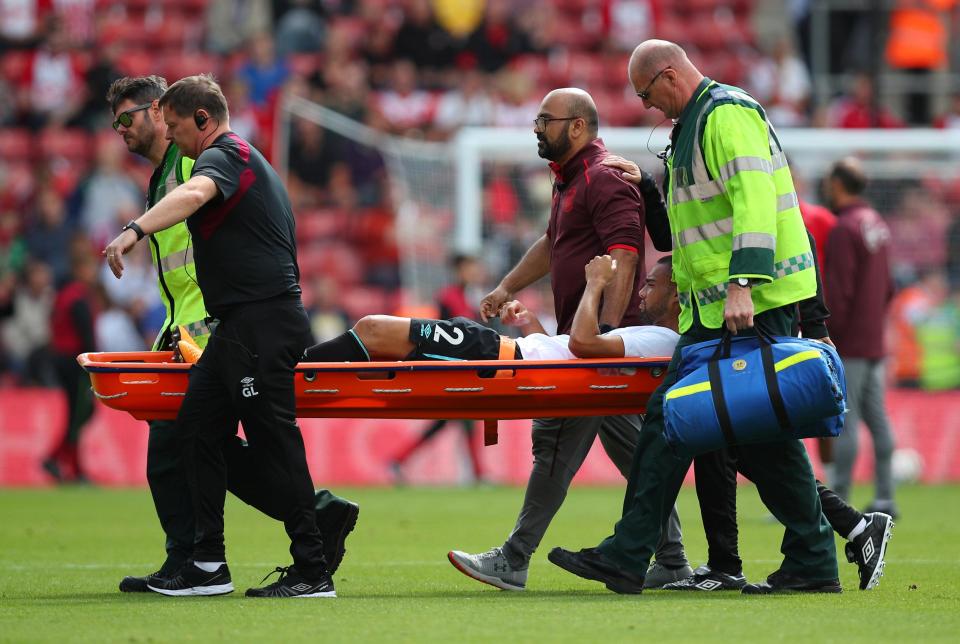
[[546, 139, 645, 334], [824, 201, 895, 359]]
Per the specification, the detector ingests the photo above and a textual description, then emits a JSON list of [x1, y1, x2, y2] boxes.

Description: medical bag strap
[[759, 341, 793, 434], [752, 322, 792, 434], [707, 359, 737, 448]]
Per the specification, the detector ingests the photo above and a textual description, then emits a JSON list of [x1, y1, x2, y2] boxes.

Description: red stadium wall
[[1, 388, 959, 486]]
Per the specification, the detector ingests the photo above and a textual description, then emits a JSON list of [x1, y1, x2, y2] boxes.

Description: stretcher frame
[[78, 351, 670, 445]]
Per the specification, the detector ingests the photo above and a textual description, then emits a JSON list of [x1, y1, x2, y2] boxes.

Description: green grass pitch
[[1, 483, 958, 642]]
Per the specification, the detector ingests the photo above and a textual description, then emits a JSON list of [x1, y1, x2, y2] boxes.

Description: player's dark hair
[[106, 75, 168, 113], [656, 254, 672, 267], [159, 74, 229, 122]]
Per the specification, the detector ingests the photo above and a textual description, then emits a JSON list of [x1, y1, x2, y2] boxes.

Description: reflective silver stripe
[[159, 245, 194, 273], [732, 232, 776, 252], [770, 151, 787, 170], [718, 156, 773, 183], [678, 292, 692, 308], [675, 217, 733, 247], [673, 181, 724, 204], [777, 191, 799, 213]]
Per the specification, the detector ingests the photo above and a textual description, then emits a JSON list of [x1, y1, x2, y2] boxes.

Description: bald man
[[448, 88, 692, 592], [549, 40, 840, 595]]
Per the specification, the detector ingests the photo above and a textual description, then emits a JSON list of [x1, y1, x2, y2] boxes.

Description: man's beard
[[635, 303, 664, 327], [537, 127, 572, 161], [128, 125, 156, 158]]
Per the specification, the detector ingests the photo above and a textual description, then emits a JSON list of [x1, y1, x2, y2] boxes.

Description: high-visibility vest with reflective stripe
[[148, 145, 212, 350], [666, 79, 816, 332]]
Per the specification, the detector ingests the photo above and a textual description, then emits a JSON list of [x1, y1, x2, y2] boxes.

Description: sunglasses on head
[[112, 103, 153, 131]]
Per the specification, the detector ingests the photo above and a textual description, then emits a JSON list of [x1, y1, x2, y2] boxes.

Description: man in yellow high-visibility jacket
[[549, 40, 839, 594]]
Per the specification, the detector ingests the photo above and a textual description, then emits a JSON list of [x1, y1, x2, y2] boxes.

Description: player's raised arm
[[567, 256, 627, 358]]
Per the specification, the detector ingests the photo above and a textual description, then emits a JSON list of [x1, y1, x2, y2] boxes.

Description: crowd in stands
[[1, 0, 959, 391]]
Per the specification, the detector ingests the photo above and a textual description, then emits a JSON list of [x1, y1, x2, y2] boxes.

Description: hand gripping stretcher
[[78, 352, 670, 445]]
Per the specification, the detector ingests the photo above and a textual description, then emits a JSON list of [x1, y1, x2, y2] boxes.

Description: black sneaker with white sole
[[846, 512, 894, 590], [661, 564, 747, 591], [119, 569, 168, 593], [245, 566, 336, 598], [741, 569, 842, 594], [147, 562, 234, 596]]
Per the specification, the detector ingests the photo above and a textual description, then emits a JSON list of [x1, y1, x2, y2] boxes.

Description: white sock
[[194, 561, 226, 572], [846, 518, 867, 541]]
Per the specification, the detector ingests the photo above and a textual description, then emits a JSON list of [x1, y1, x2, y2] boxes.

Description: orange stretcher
[[78, 352, 670, 445]]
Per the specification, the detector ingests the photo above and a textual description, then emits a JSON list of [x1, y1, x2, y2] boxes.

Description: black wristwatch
[[730, 277, 752, 288], [122, 220, 145, 241]]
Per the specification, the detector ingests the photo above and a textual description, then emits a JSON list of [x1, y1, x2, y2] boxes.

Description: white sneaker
[[447, 548, 527, 591]]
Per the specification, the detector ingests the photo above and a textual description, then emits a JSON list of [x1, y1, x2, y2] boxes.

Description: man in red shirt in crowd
[[446, 87, 691, 591], [823, 157, 898, 517]]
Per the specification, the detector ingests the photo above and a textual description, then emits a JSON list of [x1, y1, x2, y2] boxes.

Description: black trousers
[[147, 421, 305, 572], [174, 297, 326, 578], [695, 449, 864, 575]]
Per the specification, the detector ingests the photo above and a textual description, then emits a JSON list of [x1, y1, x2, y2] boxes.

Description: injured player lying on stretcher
[[303, 255, 680, 365]]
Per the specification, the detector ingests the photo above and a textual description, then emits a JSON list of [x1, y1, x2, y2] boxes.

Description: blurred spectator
[[97, 233, 162, 338], [605, 0, 655, 52], [235, 32, 289, 108], [16, 15, 86, 129], [887, 185, 950, 277], [71, 39, 122, 131], [823, 157, 897, 515], [747, 36, 811, 127], [823, 73, 903, 129], [433, 0, 485, 41], [933, 92, 960, 129], [465, 0, 533, 73], [374, 58, 435, 136], [888, 268, 946, 387], [947, 213, 960, 292], [52, 0, 95, 48], [223, 78, 260, 145], [884, 0, 953, 126], [288, 116, 338, 190], [393, 0, 456, 77], [916, 287, 960, 390], [42, 239, 98, 484], [432, 68, 494, 138], [205, 0, 272, 55], [23, 184, 75, 284], [1, 258, 55, 384], [95, 292, 147, 352], [388, 253, 487, 485], [306, 274, 350, 342], [274, 0, 326, 57], [0, 207, 26, 282], [0, 0, 45, 49], [72, 136, 143, 246], [491, 69, 538, 127]]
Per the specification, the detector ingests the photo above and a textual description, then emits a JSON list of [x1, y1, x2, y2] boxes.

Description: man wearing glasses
[[106, 76, 358, 594], [447, 87, 692, 592], [549, 40, 840, 595]]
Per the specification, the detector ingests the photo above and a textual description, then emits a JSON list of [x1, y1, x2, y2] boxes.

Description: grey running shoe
[[846, 512, 894, 590], [643, 561, 695, 589], [447, 548, 527, 591], [662, 564, 747, 591]]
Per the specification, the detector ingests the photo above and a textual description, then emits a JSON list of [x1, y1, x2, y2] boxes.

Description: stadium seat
[[0, 50, 30, 82], [116, 49, 155, 78], [0, 129, 32, 162], [162, 53, 222, 82], [339, 285, 389, 320], [38, 129, 93, 166]]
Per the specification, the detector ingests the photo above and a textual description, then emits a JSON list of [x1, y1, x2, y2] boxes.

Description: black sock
[[303, 330, 369, 362], [816, 479, 863, 538]]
